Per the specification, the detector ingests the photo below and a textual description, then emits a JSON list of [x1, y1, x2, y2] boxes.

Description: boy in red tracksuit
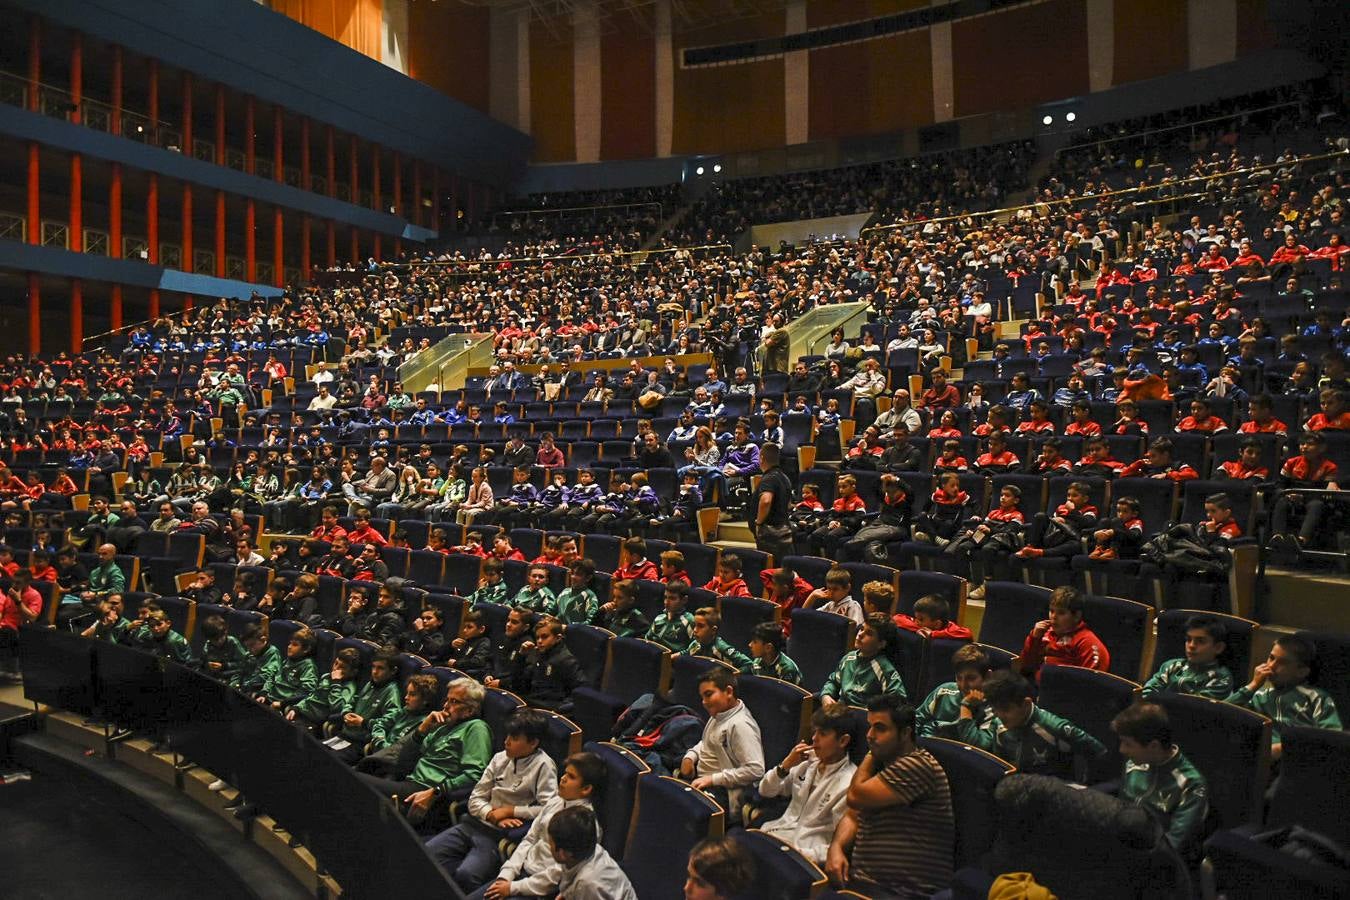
[[346, 509, 389, 546], [894, 594, 972, 641], [1214, 439, 1268, 481], [702, 553, 751, 597], [1018, 586, 1110, 681], [1119, 438, 1199, 481], [613, 537, 658, 581], [759, 567, 814, 636]]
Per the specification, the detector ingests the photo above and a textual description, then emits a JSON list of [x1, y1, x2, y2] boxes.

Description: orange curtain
[[272, 0, 383, 62]]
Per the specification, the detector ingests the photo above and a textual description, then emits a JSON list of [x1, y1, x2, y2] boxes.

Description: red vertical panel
[[600, 27, 655, 160], [953, 0, 1089, 117], [530, 20, 576, 163]]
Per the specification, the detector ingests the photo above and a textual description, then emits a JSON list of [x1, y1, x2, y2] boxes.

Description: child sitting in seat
[[258, 626, 319, 709], [287, 646, 360, 730], [820, 614, 907, 707], [702, 552, 750, 597], [424, 709, 558, 893], [599, 578, 653, 638], [894, 595, 972, 641], [803, 566, 863, 627], [686, 606, 752, 670], [196, 613, 247, 682], [916, 644, 992, 737]]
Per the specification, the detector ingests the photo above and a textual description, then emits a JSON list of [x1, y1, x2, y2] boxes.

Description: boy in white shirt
[[757, 705, 858, 865], [679, 668, 765, 824], [475, 752, 604, 900], [805, 567, 864, 627], [550, 807, 637, 900], [426, 709, 557, 893]]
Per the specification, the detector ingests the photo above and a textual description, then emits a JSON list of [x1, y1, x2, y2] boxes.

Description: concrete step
[[1259, 567, 1350, 632]]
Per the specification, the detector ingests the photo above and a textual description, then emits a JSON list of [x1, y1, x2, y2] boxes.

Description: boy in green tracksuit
[[916, 644, 994, 737], [1112, 702, 1209, 859], [554, 559, 599, 625], [260, 626, 319, 709], [366, 673, 437, 753], [339, 649, 403, 747], [820, 615, 907, 708], [511, 565, 558, 617], [955, 670, 1106, 779], [197, 614, 248, 682], [646, 581, 695, 652], [468, 559, 510, 607], [288, 647, 360, 729], [747, 622, 802, 685], [686, 606, 752, 670], [233, 622, 282, 696], [596, 579, 651, 638], [1226, 634, 1342, 761], [1141, 615, 1234, 700], [144, 609, 195, 665]]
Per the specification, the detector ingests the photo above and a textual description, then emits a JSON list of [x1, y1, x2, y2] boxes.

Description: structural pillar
[[110, 44, 123, 330], [69, 33, 84, 353], [245, 199, 256, 283], [27, 274, 40, 357], [147, 59, 160, 320]]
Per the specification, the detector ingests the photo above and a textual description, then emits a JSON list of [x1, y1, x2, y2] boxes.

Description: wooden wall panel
[[1235, 0, 1277, 55], [672, 12, 784, 156], [406, 1, 491, 114], [600, 27, 656, 160], [952, 0, 1089, 118], [809, 29, 932, 141], [1113, 0, 1188, 85], [530, 20, 576, 163]]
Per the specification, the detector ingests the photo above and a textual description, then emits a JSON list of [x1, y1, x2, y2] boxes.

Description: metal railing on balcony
[[0, 212, 25, 243], [41, 221, 68, 249], [83, 228, 108, 257]]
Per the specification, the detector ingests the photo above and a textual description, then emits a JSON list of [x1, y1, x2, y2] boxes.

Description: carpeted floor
[[0, 772, 242, 900]]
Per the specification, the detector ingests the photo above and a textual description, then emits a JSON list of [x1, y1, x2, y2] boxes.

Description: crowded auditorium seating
[[4, 82, 1347, 900]]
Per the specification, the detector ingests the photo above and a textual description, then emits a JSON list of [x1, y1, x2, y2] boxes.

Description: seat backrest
[[481, 688, 527, 752], [473, 601, 511, 643], [1151, 609, 1256, 683], [1081, 594, 1154, 680], [1108, 478, 1176, 533], [920, 737, 1015, 869], [717, 595, 778, 649], [977, 582, 1052, 653], [584, 740, 650, 859], [1157, 692, 1270, 830], [737, 674, 811, 766], [563, 624, 614, 690], [921, 636, 977, 696], [781, 555, 834, 593], [785, 609, 855, 694], [156, 596, 196, 641], [621, 776, 724, 900], [731, 548, 772, 594], [602, 637, 672, 705], [1267, 725, 1350, 844], [407, 549, 447, 589], [674, 542, 719, 588], [582, 535, 622, 575], [1037, 665, 1140, 784], [442, 553, 483, 596], [540, 711, 582, 768], [424, 594, 466, 634], [728, 830, 826, 900], [840, 562, 899, 609], [1296, 629, 1350, 718]]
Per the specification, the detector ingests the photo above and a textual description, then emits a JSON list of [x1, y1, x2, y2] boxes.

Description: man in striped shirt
[[826, 696, 954, 898]]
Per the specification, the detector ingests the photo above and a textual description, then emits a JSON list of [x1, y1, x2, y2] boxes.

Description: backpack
[[613, 692, 703, 775]]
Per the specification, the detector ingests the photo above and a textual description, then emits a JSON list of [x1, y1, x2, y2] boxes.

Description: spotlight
[[695, 166, 705, 176], [1042, 115, 1053, 126], [136, 124, 144, 133], [1066, 112, 1077, 123], [712, 164, 722, 173]]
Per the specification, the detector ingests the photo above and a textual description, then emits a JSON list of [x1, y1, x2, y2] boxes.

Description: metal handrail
[[491, 201, 663, 220], [859, 147, 1349, 240], [389, 242, 735, 269], [1054, 99, 1305, 158]]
